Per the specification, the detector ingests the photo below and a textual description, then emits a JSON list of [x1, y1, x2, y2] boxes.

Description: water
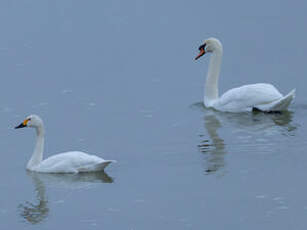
[[1, 0, 307, 229]]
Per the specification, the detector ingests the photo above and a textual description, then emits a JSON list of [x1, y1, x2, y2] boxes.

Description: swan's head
[[15, 114, 43, 129], [195, 37, 223, 60]]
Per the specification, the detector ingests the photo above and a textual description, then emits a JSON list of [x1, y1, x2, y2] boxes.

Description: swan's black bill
[[15, 123, 26, 129]]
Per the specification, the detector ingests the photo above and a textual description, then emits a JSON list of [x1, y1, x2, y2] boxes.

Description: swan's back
[[33, 151, 111, 173]]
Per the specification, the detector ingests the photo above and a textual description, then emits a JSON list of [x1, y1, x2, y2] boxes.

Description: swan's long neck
[[27, 125, 45, 170], [204, 47, 223, 107]]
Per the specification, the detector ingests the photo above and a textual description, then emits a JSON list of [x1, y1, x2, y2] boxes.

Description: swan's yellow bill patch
[[23, 119, 29, 126]]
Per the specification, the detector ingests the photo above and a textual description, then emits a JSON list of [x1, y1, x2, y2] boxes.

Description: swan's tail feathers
[[256, 89, 296, 112], [270, 89, 295, 111], [94, 160, 116, 171]]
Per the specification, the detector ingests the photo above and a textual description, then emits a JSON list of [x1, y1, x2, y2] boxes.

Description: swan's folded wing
[[215, 83, 283, 112], [254, 89, 295, 111], [34, 151, 111, 173]]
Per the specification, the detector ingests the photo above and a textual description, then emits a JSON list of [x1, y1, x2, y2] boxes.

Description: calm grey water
[[0, 0, 307, 229]]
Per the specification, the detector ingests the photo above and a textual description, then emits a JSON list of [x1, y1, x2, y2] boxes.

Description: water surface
[[0, 0, 307, 229]]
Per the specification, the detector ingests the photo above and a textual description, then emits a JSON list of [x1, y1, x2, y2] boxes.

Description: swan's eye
[[198, 43, 206, 51]]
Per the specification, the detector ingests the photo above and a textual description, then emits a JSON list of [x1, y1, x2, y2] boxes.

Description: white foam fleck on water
[[256, 138, 267, 142], [237, 135, 252, 140], [80, 219, 97, 225], [139, 109, 154, 118], [31, 102, 48, 108], [273, 196, 284, 201], [273, 197, 286, 205], [139, 109, 152, 113], [89, 102, 96, 107], [256, 195, 266, 199], [38, 102, 48, 107], [62, 89, 73, 94]]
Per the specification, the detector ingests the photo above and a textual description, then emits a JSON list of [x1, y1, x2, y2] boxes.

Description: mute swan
[[15, 114, 115, 173], [195, 37, 295, 112]]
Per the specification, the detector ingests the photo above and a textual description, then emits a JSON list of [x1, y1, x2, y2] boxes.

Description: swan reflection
[[19, 171, 113, 224], [197, 105, 296, 175], [18, 173, 49, 224], [199, 113, 226, 175]]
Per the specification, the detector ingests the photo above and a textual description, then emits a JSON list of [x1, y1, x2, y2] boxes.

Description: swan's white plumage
[[15, 115, 115, 173], [32, 151, 115, 173], [213, 83, 294, 112], [197, 38, 295, 112]]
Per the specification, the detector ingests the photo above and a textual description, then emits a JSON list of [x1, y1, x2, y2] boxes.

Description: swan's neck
[[27, 126, 45, 170], [204, 48, 223, 107]]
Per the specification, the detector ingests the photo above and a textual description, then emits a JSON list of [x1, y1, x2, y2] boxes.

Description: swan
[[15, 114, 115, 173], [195, 37, 295, 112]]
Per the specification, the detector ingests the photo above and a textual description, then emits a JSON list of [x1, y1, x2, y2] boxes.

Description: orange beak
[[195, 48, 206, 60], [15, 119, 29, 129], [23, 119, 29, 126]]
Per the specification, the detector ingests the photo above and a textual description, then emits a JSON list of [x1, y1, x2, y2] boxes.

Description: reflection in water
[[199, 114, 226, 175], [19, 171, 113, 224], [19, 173, 49, 224], [195, 102, 296, 175]]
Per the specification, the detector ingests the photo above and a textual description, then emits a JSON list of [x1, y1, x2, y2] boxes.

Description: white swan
[[195, 37, 295, 112], [15, 114, 115, 173]]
